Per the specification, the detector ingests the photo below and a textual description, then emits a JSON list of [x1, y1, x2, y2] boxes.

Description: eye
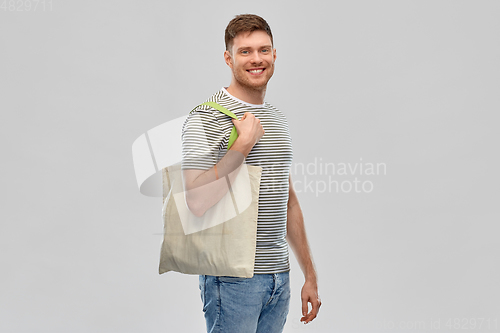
[[261, 49, 269, 53], [241, 50, 249, 54]]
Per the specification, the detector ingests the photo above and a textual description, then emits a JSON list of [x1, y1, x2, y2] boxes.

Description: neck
[[226, 81, 266, 105]]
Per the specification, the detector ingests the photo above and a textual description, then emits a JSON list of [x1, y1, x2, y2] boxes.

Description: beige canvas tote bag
[[159, 102, 262, 278]]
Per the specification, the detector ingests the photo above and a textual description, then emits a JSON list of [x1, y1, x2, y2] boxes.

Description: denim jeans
[[199, 271, 290, 333]]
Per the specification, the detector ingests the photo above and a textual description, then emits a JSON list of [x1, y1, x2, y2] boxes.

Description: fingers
[[235, 112, 261, 124], [309, 297, 321, 321], [301, 297, 308, 318], [300, 296, 321, 324], [232, 112, 252, 123], [231, 112, 264, 147]]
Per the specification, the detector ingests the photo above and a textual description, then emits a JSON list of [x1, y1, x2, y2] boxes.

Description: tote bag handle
[[190, 101, 239, 150]]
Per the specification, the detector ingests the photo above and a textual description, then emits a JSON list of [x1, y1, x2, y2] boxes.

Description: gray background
[[1, 0, 499, 332]]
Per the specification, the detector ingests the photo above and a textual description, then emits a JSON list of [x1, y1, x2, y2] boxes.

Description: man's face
[[224, 30, 277, 91]]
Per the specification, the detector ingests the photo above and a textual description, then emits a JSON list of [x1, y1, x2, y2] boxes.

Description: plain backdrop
[[1, 1, 499, 332]]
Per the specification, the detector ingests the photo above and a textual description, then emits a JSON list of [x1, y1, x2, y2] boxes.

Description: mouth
[[246, 68, 265, 75]]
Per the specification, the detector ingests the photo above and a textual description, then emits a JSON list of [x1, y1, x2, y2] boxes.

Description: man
[[181, 14, 321, 332]]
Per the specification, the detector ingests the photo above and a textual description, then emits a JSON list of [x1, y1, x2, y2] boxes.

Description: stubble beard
[[233, 65, 275, 94]]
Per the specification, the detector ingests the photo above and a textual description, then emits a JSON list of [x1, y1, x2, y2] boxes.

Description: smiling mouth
[[247, 68, 265, 75]]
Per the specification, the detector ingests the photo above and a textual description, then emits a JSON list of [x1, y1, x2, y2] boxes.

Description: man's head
[[224, 14, 276, 93], [225, 14, 273, 53]]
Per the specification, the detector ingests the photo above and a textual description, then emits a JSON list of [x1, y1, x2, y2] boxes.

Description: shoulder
[[264, 102, 288, 121], [182, 91, 226, 133], [182, 108, 223, 137], [264, 101, 282, 113], [189, 89, 228, 118]]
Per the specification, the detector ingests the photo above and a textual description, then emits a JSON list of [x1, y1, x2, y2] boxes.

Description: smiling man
[[182, 14, 321, 332]]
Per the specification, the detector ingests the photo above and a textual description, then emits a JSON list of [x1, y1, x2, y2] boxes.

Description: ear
[[273, 48, 277, 62], [224, 50, 233, 69]]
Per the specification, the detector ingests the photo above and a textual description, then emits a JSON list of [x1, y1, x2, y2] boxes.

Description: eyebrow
[[236, 45, 273, 51]]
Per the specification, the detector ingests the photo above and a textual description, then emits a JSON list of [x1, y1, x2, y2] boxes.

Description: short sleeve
[[181, 109, 226, 170]]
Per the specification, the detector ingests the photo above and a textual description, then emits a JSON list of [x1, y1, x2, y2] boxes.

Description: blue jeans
[[199, 271, 290, 333]]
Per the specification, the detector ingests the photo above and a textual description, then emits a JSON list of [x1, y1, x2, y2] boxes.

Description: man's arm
[[183, 112, 264, 217], [183, 149, 245, 217], [286, 174, 321, 324]]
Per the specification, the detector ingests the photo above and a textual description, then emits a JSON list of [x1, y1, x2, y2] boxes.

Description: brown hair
[[225, 14, 273, 52]]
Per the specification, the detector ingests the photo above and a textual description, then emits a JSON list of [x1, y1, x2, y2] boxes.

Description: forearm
[[286, 194, 318, 282], [184, 138, 253, 216]]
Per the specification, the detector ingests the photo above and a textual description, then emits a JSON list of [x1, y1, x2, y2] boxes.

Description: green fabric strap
[[190, 101, 239, 150]]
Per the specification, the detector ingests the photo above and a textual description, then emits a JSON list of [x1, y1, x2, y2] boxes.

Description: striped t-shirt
[[181, 87, 293, 274]]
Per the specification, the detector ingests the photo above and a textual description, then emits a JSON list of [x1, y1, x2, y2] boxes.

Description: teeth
[[249, 69, 263, 73]]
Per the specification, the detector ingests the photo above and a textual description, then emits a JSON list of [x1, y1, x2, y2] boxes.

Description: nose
[[250, 50, 263, 64]]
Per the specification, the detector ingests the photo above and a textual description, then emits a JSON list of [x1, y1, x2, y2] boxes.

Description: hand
[[300, 279, 321, 324], [231, 112, 265, 148]]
